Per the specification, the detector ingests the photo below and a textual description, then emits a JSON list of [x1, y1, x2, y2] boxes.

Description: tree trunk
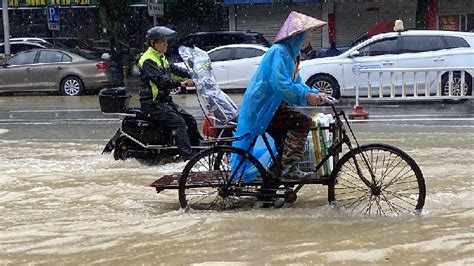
[[98, 0, 131, 86]]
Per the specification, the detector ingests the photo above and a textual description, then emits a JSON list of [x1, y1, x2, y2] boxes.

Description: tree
[[98, 0, 131, 85]]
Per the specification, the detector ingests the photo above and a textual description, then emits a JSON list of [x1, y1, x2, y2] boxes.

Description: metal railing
[[355, 67, 474, 104]]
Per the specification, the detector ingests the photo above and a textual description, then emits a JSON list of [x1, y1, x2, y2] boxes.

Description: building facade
[[2, 0, 474, 49], [1, 0, 152, 46], [223, 0, 474, 48]]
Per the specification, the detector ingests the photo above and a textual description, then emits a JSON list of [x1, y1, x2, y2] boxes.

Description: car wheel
[[306, 75, 341, 99], [60, 76, 84, 96], [441, 72, 472, 96]]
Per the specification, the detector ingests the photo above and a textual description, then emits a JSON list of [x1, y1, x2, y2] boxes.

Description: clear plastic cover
[[178, 46, 238, 125]]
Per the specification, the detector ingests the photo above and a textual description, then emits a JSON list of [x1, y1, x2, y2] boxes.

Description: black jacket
[[139, 57, 191, 109]]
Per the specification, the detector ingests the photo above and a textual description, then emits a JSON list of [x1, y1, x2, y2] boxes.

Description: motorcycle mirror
[[101, 53, 111, 60]]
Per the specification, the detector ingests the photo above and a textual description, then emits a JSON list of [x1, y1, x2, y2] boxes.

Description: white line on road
[[350, 118, 474, 122], [8, 109, 101, 113]]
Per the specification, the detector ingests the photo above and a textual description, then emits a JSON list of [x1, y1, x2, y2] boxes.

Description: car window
[[444, 36, 470, 48], [38, 51, 72, 63], [209, 48, 233, 62], [11, 44, 40, 54], [194, 36, 209, 50], [215, 34, 232, 46], [228, 35, 245, 44], [7, 51, 37, 65], [401, 36, 444, 53], [248, 34, 271, 46], [359, 37, 399, 56], [180, 36, 196, 47], [234, 48, 264, 60]]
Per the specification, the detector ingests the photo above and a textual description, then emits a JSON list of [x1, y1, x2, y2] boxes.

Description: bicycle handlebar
[[323, 95, 339, 105]]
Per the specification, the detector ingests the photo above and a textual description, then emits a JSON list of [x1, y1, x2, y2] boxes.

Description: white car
[[8, 37, 54, 47], [299, 30, 474, 98], [0, 41, 51, 61], [175, 44, 268, 93]]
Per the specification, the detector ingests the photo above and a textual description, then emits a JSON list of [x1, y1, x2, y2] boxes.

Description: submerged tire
[[328, 143, 426, 216], [113, 136, 163, 165], [178, 146, 267, 211]]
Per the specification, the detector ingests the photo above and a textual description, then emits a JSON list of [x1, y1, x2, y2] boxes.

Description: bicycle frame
[[295, 104, 378, 194], [230, 103, 378, 194]]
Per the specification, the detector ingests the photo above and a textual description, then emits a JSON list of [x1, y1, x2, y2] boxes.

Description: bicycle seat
[[211, 115, 238, 130], [211, 122, 237, 130]]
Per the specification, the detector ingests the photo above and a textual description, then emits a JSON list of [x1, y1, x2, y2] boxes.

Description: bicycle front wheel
[[178, 146, 267, 211], [328, 143, 426, 216]]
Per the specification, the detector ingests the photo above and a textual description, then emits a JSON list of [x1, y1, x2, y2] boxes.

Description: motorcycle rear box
[[99, 87, 131, 113]]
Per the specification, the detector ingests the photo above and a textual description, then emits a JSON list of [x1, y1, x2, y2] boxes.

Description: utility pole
[[2, 0, 11, 59]]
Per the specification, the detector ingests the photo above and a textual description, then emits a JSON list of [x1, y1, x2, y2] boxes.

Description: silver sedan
[[0, 48, 122, 96]]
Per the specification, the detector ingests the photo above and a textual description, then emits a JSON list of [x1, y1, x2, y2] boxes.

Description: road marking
[[0, 118, 119, 124], [8, 109, 101, 113], [350, 117, 474, 122], [369, 114, 472, 118]]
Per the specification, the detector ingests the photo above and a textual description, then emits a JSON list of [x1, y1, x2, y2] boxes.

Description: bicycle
[[151, 97, 426, 217]]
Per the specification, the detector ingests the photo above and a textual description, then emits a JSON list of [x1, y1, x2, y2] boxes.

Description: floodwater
[[0, 121, 473, 264]]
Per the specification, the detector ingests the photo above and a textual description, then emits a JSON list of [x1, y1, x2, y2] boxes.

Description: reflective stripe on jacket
[[138, 47, 190, 107], [139, 47, 168, 101]]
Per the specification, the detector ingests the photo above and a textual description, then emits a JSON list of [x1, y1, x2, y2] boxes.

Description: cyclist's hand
[[324, 95, 339, 104], [181, 79, 194, 87], [307, 92, 325, 106]]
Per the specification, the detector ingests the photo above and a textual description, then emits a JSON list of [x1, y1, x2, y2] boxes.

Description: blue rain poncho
[[231, 31, 320, 183]]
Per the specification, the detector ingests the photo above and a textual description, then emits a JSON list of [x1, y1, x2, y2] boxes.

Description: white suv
[[299, 30, 474, 98]]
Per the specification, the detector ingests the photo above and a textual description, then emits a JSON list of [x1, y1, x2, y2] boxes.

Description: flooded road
[[0, 96, 473, 264]]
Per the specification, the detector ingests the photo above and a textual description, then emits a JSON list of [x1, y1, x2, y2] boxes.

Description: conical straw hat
[[274, 11, 327, 43]]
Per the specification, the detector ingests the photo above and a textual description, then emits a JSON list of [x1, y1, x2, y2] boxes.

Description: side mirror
[[0, 54, 5, 59], [348, 50, 361, 58], [101, 52, 111, 60]]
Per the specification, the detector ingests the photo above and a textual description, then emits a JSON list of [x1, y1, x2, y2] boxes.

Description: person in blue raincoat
[[233, 11, 327, 183]]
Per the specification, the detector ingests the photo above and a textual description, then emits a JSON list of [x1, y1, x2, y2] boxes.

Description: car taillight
[[96, 62, 110, 69]]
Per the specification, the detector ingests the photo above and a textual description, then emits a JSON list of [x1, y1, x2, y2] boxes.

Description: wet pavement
[[0, 92, 472, 124], [0, 94, 473, 264]]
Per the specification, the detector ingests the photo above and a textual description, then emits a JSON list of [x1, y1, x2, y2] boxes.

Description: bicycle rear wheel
[[178, 146, 267, 211], [328, 143, 426, 216]]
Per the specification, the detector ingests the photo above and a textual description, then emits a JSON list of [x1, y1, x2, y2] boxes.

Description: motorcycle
[[100, 46, 238, 165], [100, 96, 182, 165]]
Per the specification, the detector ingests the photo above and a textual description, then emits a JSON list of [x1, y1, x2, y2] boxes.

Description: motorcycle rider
[[138, 26, 202, 161]]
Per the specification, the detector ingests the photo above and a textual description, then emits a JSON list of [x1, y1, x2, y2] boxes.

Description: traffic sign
[[47, 5, 60, 31], [148, 0, 164, 16]]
